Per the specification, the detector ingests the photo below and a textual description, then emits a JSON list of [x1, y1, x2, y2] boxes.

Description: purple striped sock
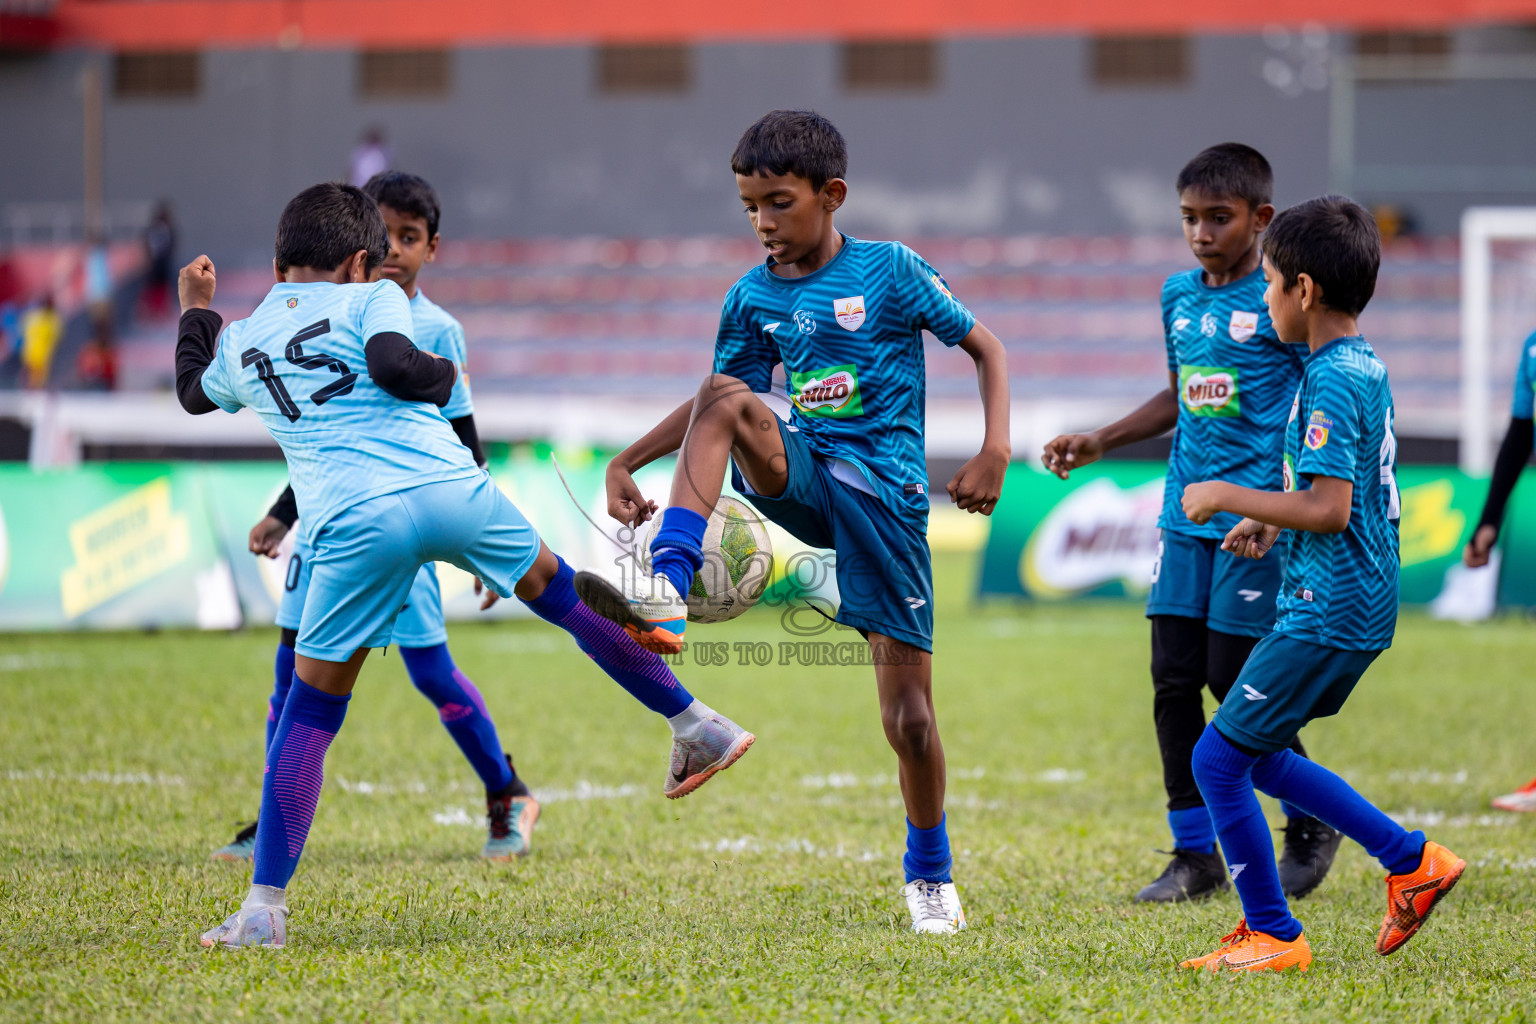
[[252, 677, 349, 889], [523, 556, 693, 717], [399, 644, 513, 794]]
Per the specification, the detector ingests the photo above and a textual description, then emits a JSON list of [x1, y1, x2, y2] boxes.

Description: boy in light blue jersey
[[179, 183, 753, 949], [1466, 330, 1536, 811], [214, 173, 539, 865], [1043, 144, 1341, 903], [576, 111, 1011, 933], [1177, 195, 1464, 973]]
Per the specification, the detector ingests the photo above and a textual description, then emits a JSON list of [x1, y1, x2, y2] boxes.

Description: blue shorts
[[295, 474, 540, 662], [732, 419, 934, 653], [1214, 632, 1382, 753], [276, 538, 447, 649], [1146, 528, 1286, 638]]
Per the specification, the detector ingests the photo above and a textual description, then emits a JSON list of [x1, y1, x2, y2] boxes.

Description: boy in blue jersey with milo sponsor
[[1043, 144, 1342, 903], [1176, 195, 1464, 972], [1465, 328, 1536, 811], [212, 172, 542, 865], [575, 110, 1011, 934], [177, 183, 754, 949]]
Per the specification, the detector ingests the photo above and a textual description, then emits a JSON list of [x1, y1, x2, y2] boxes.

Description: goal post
[[1461, 206, 1536, 475]]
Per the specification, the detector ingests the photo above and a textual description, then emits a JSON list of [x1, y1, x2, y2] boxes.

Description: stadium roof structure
[[38, 0, 1536, 50]]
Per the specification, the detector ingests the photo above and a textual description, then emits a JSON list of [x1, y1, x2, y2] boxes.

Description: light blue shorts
[[276, 538, 447, 649], [294, 474, 541, 662]]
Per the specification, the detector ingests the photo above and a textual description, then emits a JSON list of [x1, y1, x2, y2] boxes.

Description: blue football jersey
[[1161, 266, 1305, 538], [1510, 329, 1536, 420], [1274, 336, 1399, 651], [412, 289, 474, 419], [713, 235, 976, 519], [200, 280, 480, 543]]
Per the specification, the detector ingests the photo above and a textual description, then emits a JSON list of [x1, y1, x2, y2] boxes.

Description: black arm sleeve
[[364, 331, 456, 406], [449, 414, 487, 468], [267, 484, 299, 528], [175, 308, 224, 414], [1478, 416, 1535, 531]]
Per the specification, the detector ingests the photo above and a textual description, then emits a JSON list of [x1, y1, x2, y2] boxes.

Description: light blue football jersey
[[1161, 266, 1305, 538], [1275, 336, 1400, 651], [713, 235, 976, 520], [200, 279, 480, 543], [412, 289, 474, 419], [1510, 329, 1536, 420]]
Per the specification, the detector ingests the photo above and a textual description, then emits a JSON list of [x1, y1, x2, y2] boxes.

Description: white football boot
[[200, 904, 287, 949], [902, 880, 967, 934], [1492, 777, 1536, 812]]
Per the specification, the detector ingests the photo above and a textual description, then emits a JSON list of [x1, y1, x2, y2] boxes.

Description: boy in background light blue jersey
[[213, 173, 538, 865], [1177, 194, 1464, 973], [576, 110, 1011, 934], [178, 183, 753, 949], [1043, 144, 1342, 903]]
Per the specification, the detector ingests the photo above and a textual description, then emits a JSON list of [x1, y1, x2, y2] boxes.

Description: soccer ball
[[640, 497, 773, 623]]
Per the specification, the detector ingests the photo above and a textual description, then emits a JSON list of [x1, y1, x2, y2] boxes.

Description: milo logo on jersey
[[1283, 452, 1297, 493], [789, 365, 863, 417], [1179, 366, 1241, 418]]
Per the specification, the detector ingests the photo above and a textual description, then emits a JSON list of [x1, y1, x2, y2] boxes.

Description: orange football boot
[[1377, 840, 1466, 956], [1181, 919, 1312, 973]]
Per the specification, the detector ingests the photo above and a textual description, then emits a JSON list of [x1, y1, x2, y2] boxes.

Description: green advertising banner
[[978, 461, 1536, 609], [0, 449, 840, 633]]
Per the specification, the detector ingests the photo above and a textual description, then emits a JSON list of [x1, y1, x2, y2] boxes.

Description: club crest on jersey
[[286, 298, 299, 309], [930, 273, 954, 300], [788, 364, 863, 418], [832, 295, 866, 331], [1305, 411, 1333, 450], [792, 309, 817, 335], [1201, 313, 1218, 337], [1229, 310, 1258, 342]]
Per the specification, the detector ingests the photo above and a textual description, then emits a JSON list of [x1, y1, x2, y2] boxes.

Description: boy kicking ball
[[179, 183, 752, 948], [575, 110, 1011, 934], [1178, 195, 1464, 972]]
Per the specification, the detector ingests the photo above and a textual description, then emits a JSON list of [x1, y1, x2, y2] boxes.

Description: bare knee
[[882, 700, 935, 760], [693, 374, 755, 424]]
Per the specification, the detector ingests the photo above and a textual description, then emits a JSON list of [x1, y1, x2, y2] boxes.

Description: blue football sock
[[903, 815, 953, 884], [252, 677, 349, 890], [649, 506, 707, 599], [265, 640, 296, 755], [1251, 746, 1425, 875], [399, 644, 514, 795], [1280, 800, 1307, 822], [523, 556, 692, 717], [1168, 806, 1217, 855], [1191, 726, 1302, 941]]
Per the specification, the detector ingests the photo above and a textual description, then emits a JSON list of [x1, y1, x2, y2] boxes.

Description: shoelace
[[487, 797, 511, 840], [917, 882, 950, 921], [1218, 920, 1254, 950]]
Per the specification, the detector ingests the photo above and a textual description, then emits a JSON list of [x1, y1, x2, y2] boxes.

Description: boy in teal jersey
[[1043, 144, 1341, 902], [180, 183, 752, 949], [1177, 195, 1464, 972], [575, 110, 1011, 933], [213, 172, 539, 865], [1466, 330, 1536, 811]]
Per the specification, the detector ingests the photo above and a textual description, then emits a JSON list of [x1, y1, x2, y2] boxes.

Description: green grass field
[[2, 552, 1534, 1022]]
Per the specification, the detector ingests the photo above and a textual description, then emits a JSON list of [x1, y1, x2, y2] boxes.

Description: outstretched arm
[[1466, 416, 1534, 567], [946, 323, 1010, 514], [605, 398, 693, 527], [1041, 372, 1179, 479]]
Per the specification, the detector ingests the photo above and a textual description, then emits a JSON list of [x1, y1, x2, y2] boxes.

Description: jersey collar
[[1305, 334, 1368, 362], [758, 233, 855, 287]]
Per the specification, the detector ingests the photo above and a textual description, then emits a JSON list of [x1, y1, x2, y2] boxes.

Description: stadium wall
[[5, 34, 1536, 262]]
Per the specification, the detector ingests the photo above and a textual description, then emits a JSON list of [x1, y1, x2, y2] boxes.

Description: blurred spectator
[[0, 303, 18, 363], [142, 201, 177, 317], [349, 126, 391, 187], [21, 295, 62, 389], [1371, 203, 1418, 244], [76, 331, 118, 390], [81, 234, 118, 391]]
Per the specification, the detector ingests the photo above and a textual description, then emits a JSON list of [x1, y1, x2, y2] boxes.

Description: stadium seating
[[112, 236, 1464, 434]]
